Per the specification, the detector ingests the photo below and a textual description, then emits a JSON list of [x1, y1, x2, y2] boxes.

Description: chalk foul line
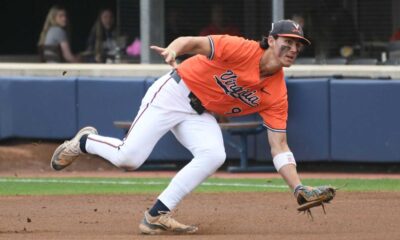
[[0, 178, 287, 189]]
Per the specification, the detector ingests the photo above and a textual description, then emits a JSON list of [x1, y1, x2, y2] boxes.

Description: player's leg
[[84, 105, 179, 170], [139, 112, 225, 234], [51, 104, 173, 172], [159, 112, 226, 209], [51, 72, 181, 171], [84, 72, 196, 170]]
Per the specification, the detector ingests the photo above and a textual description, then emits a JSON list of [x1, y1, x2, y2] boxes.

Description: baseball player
[[51, 20, 324, 234]]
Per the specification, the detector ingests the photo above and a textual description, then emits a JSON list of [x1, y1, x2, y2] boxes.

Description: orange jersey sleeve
[[209, 35, 256, 63], [259, 95, 288, 132]]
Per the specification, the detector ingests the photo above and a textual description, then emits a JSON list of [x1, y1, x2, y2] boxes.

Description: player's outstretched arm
[[150, 36, 211, 67], [267, 130, 301, 190], [267, 131, 337, 215]]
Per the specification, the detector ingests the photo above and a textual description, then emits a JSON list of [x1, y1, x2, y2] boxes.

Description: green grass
[[0, 177, 399, 196]]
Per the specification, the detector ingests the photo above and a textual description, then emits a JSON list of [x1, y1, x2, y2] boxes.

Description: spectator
[[85, 9, 119, 63], [38, 5, 80, 63], [199, 4, 240, 36]]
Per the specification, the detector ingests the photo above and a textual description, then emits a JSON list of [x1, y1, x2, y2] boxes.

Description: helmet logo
[[292, 22, 301, 34]]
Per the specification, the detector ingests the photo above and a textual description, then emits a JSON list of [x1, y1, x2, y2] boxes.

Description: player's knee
[[214, 150, 226, 167], [201, 148, 226, 169], [116, 150, 143, 170]]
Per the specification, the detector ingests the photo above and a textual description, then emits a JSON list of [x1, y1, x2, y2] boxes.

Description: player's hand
[[294, 184, 336, 217], [150, 46, 178, 68]]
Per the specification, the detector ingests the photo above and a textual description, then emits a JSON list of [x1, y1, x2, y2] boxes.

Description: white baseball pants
[[85, 71, 226, 210]]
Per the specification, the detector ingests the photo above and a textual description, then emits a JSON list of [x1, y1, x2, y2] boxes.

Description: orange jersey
[[177, 35, 288, 132]]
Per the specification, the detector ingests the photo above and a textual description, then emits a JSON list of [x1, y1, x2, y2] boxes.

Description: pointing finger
[[150, 46, 165, 54]]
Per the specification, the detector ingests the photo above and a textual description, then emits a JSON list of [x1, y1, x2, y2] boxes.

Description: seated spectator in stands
[[390, 28, 400, 42], [199, 4, 241, 36], [38, 5, 80, 63], [85, 9, 119, 63]]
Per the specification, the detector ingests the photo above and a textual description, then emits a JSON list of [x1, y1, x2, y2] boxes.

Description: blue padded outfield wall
[[256, 79, 331, 162], [330, 80, 400, 162], [0, 76, 77, 139], [0, 75, 399, 163]]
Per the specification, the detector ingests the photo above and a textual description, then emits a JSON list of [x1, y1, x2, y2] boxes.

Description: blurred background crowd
[[0, 0, 399, 65]]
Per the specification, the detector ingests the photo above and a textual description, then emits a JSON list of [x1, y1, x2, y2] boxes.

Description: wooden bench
[[113, 120, 274, 172]]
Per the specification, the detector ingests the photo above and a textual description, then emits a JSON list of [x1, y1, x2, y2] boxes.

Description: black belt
[[170, 70, 205, 114]]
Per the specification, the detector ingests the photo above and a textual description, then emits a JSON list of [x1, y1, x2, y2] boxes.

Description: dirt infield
[[0, 192, 399, 240], [1, 141, 400, 239]]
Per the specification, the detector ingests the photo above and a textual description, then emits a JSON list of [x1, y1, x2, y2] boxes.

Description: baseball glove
[[294, 185, 336, 218]]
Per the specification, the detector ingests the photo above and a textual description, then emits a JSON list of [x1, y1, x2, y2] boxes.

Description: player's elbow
[[270, 141, 290, 157], [268, 131, 290, 157]]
